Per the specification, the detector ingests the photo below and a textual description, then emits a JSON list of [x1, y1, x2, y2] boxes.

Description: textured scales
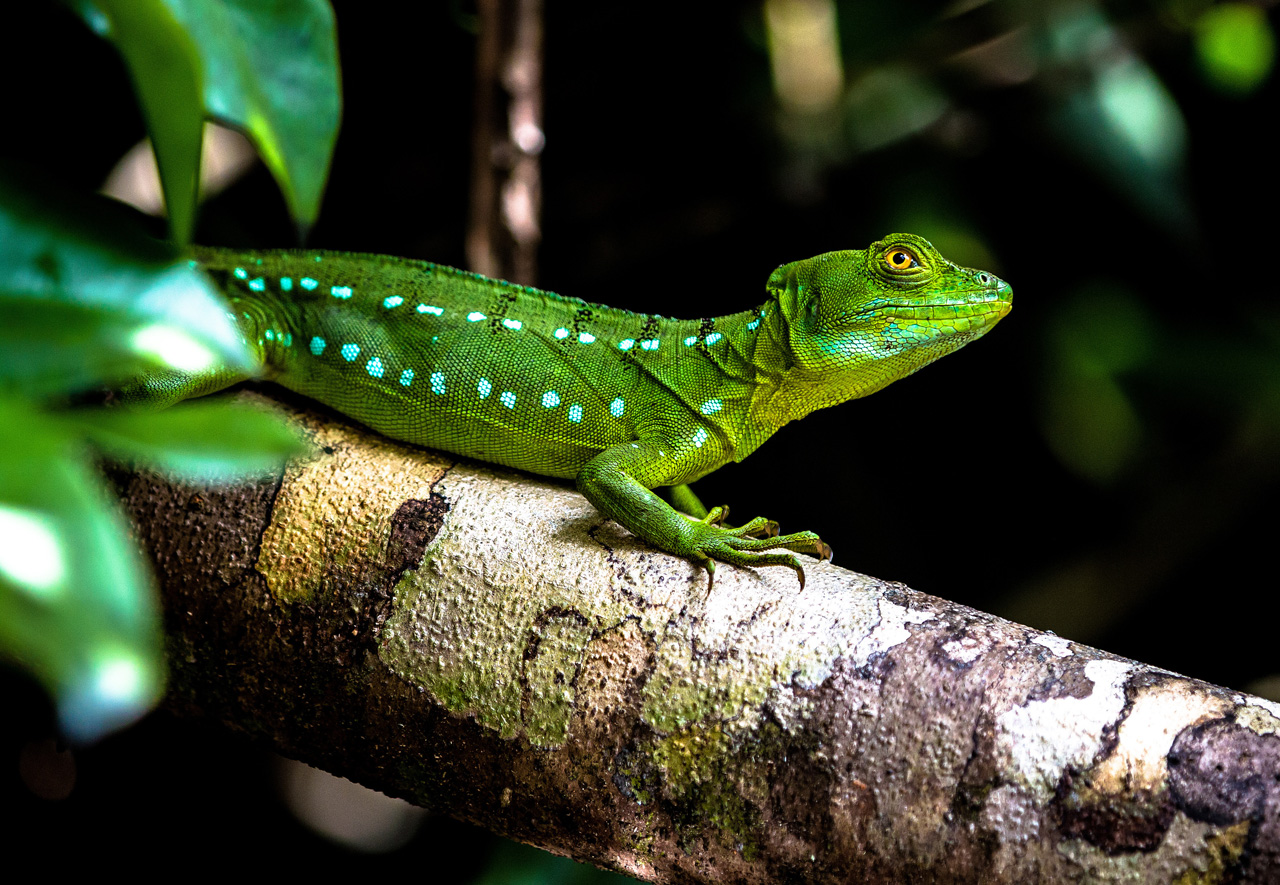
[[132, 234, 1011, 587]]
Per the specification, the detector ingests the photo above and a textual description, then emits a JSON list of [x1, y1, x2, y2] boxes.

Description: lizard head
[[767, 233, 1012, 401]]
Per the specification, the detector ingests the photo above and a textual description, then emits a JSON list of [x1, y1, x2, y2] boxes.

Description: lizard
[[127, 233, 1012, 587]]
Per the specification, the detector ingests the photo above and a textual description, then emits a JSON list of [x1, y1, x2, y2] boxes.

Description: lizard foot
[[698, 506, 779, 539], [684, 518, 831, 591]]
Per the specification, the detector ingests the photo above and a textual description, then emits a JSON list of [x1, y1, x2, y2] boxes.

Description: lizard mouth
[[861, 284, 1013, 321]]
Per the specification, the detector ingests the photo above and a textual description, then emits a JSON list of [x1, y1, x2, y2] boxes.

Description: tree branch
[[467, 0, 544, 285], [119, 398, 1280, 883]]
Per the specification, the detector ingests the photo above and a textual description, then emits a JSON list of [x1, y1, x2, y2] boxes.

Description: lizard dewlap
[[127, 234, 1012, 586]]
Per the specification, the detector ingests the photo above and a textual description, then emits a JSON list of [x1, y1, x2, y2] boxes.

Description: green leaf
[[0, 300, 183, 398], [68, 0, 340, 235], [69, 399, 310, 480], [67, 0, 204, 246], [0, 168, 253, 393], [1196, 3, 1276, 95], [163, 0, 341, 233], [0, 399, 164, 742]]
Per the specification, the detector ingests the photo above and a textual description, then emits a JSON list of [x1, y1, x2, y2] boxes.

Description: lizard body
[[132, 234, 1011, 585]]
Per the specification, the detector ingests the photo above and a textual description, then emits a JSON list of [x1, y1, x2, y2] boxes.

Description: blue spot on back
[[341, 343, 360, 361], [309, 337, 326, 355]]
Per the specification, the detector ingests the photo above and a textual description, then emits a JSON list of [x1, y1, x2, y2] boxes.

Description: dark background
[[5, 0, 1277, 878]]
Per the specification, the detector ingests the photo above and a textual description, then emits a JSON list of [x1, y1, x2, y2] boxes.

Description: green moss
[[1172, 820, 1249, 885], [645, 721, 770, 859]]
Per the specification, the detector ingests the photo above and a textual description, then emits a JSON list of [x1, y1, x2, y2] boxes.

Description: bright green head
[[767, 233, 1012, 405]]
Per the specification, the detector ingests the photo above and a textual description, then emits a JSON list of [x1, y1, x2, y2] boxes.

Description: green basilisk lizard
[[128, 233, 1011, 587]]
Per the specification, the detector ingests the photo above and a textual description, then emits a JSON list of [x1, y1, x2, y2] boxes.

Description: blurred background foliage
[[3, 0, 1278, 880]]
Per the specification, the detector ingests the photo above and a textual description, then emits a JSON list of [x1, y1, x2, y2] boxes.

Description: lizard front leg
[[577, 440, 831, 589]]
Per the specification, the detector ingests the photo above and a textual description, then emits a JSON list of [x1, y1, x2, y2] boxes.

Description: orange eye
[[884, 248, 918, 270]]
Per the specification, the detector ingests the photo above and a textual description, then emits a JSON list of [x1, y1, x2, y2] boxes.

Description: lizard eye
[[884, 248, 919, 270]]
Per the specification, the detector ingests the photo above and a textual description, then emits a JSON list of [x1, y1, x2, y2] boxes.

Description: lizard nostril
[[977, 273, 991, 285]]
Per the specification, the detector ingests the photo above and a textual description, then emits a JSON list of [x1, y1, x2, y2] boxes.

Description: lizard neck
[[738, 286, 888, 433]]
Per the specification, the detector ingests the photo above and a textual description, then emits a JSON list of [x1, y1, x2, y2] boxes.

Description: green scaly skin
[[129, 234, 1011, 587]]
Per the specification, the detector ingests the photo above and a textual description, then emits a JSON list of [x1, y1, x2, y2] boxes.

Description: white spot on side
[[417, 304, 444, 316], [467, 311, 486, 322], [618, 339, 635, 351], [0, 507, 65, 597], [700, 399, 723, 415], [430, 372, 446, 395], [383, 295, 404, 309], [301, 277, 319, 290], [568, 404, 583, 423], [705, 332, 723, 345], [684, 335, 698, 346], [640, 339, 659, 351], [542, 390, 561, 408], [310, 336, 326, 356], [331, 285, 353, 299], [500, 390, 517, 409], [554, 327, 570, 340], [746, 318, 761, 330], [477, 378, 492, 398], [341, 343, 360, 362], [692, 427, 709, 448], [366, 357, 384, 378], [502, 318, 523, 330], [399, 368, 414, 387], [578, 332, 596, 344], [610, 397, 625, 418], [996, 658, 1134, 800]]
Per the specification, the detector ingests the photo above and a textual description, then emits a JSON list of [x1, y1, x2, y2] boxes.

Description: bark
[[119, 397, 1280, 884]]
